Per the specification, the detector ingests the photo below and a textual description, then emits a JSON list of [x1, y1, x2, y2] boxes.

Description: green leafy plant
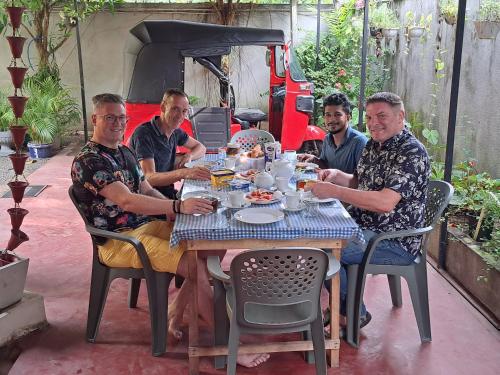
[[449, 159, 499, 214], [406, 112, 444, 161], [477, 0, 500, 22], [405, 10, 433, 31], [370, 3, 401, 29], [295, 0, 387, 125], [440, 0, 459, 24], [22, 75, 81, 144], [0, 1, 122, 75]]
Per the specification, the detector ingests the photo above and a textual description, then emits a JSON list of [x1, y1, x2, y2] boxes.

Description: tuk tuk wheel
[[299, 140, 323, 157]]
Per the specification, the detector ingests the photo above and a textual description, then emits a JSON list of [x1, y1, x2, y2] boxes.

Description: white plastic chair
[[229, 129, 275, 152]]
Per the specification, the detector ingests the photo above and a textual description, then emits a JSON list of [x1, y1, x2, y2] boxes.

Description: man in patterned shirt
[[306, 92, 430, 333], [71, 94, 269, 368]]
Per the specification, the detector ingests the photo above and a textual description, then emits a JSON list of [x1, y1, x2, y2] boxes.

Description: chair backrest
[[229, 129, 275, 152], [69, 185, 92, 227], [424, 180, 454, 228], [229, 247, 328, 329], [190, 106, 230, 152], [68, 185, 106, 246]]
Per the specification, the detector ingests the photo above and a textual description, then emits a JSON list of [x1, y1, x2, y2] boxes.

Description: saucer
[[222, 200, 251, 209], [281, 202, 306, 212]]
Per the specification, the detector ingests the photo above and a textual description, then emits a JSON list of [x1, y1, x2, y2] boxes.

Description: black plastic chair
[[68, 186, 175, 356], [346, 180, 454, 347], [208, 247, 340, 375]]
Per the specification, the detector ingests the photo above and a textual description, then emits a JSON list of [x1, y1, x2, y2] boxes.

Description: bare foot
[[168, 315, 183, 341], [237, 353, 270, 368]]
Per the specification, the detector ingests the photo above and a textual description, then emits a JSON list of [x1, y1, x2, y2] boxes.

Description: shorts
[[98, 220, 185, 274]]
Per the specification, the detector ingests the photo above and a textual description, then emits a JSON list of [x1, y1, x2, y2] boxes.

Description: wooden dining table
[[169, 160, 364, 375]]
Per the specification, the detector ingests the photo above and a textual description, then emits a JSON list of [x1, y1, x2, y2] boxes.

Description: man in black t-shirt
[[129, 89, 210, 199]]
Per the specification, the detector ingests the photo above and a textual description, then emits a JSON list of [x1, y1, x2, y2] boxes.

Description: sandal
[[323, 309, 372, 329]]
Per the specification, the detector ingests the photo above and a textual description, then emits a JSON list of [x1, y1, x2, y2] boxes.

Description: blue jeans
[[326, 230, 417, 317]]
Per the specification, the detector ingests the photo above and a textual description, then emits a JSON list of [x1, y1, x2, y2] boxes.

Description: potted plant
[[405, 10, 432, 39], [369, 3, 401, 39], [448, 160, 499, 239], [440, 0, 459, 25], [22, 75, 81, 158], [474, 0, 500, 39]]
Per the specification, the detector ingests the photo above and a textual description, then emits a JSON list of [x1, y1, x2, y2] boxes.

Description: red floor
[[1, 152, 499, 375]]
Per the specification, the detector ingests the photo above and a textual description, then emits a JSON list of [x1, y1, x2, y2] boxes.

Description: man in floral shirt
[[71, 94, 270, 368], [307, 92, 430, 333]]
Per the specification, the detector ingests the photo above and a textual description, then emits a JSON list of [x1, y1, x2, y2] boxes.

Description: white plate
[[301, 191, 337, 204], [281, 203, 306, 212], [184, 160, 218, 169], [221, 200, 251, 209], [234, 208, 284, 224]]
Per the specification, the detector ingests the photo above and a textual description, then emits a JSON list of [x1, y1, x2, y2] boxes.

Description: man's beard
[[328, 123, 347, 135]]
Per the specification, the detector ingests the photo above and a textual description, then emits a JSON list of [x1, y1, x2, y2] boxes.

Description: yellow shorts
[[98, 221, 185, 274]]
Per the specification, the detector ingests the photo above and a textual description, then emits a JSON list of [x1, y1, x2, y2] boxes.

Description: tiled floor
[[1, 153, 499, 375]]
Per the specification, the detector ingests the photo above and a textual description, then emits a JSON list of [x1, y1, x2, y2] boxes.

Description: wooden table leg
[[328, 246, 341, 367], [188, 250, 200, 375]]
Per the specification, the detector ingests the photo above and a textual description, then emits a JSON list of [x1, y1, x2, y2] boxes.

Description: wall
[[0, 4, 323, 130], [389, 0, 500, 177]]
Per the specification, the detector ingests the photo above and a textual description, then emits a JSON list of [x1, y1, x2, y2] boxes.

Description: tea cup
[[228, 190, 246, 207], [284, 191, 301, 209]]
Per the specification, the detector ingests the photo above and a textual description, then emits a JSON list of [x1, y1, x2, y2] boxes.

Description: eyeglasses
[[96, 114, 130, 124]]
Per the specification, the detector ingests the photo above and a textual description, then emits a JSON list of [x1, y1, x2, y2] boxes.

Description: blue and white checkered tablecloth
[[169, 155, 364, 248]]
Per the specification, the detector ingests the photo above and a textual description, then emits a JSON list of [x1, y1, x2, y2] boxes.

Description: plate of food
[[295, 162, 319, 171], [236, 169, 259, 181], [245, 189, 281, 205], [234, 207, 284, 224]]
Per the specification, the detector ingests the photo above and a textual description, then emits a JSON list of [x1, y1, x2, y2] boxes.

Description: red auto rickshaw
[[123, 20, 325, 154]]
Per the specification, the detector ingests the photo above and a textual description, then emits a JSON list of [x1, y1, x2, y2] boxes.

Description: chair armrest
[[325, 253, 341, 280], [362, 226, 433, 266], [207, 256, 231, 283], [85, 225, 155, 275], [86, 225, 144, 249]]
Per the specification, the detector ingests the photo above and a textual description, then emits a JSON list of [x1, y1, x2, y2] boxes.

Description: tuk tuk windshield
[[289, 49, 307, 82], [274, 46, 307, 82]]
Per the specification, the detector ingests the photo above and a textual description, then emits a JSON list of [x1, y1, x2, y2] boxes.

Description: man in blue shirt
[[298, 92, 367, 174], [129, 88, 210, 199]]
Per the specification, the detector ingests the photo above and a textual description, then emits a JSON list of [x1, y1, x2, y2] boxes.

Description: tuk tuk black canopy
[[125, 20, 285, 104]]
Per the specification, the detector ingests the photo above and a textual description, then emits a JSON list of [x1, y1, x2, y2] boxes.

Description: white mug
[[224, 157, 237, 169], [228, 190, 246, 207], [285, 191, 301, 209], [275, 176, 290, 192]]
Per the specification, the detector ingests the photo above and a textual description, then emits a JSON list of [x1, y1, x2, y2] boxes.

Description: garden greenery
[[22, 74, 81, 144], [478, 0, 500, 22], [295, 0, 387, 125]]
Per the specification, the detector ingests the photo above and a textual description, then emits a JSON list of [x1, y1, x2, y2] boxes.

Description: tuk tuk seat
[[233, 108, 267, 128]]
